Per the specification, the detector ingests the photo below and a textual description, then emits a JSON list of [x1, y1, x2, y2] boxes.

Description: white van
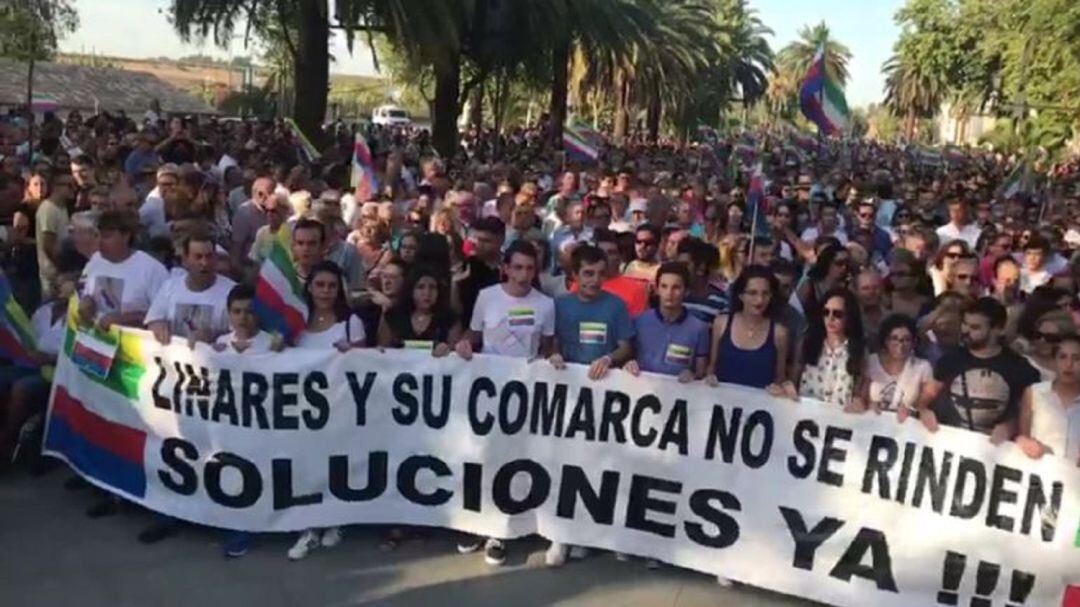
[[371, 104, 411, 127]]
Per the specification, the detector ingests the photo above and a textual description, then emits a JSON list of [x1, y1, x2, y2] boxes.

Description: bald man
[[231, 176, 277, 273]]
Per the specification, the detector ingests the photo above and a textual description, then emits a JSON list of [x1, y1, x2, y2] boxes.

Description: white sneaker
[[568, 546, 589, 560], [715, 575, 733, 587], [545, 542, 568, 567], [320, 526, 342, 548], [287, 529, 320, 560], [484, 538, 506, 566]]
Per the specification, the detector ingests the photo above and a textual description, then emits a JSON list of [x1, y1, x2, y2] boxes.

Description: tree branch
[[274, 0, 299, 60]]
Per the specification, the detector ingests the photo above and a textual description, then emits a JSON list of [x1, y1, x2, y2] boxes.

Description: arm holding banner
[[1016, 387, 1047, 459], [908, 377, 942, 430]]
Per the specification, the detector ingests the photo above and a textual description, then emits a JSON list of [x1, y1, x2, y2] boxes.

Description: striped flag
[[70, 330, 119, 380], [30, 92, 59, 113], [62, 297, 147, 400], [253, 227, 308, 345], [284, 118, 321, 164], [563, 123, 600, 162], [0, 272, 38, 368], [351, 133, 379, 202], [746, 163, 770, 238], [799, 43, 850, 136], [1000, 156, 1030, 200]]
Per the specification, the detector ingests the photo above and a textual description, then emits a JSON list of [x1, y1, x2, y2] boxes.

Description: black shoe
[[86, 496, 119, 518], [138, 519, 181, 544]]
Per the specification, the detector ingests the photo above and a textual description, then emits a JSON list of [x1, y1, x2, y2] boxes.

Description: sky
[[59, 0, 903, 108]]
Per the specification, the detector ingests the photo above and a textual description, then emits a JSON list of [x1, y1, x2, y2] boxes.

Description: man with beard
[[907, 297, 1038, 443]]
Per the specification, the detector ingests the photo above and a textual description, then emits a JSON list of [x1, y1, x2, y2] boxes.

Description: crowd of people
[[1, 105, 1080, 581]]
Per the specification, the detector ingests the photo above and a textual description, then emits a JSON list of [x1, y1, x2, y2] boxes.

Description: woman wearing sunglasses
[[1024, 311, 1075, 381], [795, 242, 851, 317], [778, 288, 866, 407], [930, 239, 972, 296]]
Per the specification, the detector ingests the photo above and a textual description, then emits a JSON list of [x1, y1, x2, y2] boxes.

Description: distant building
[[0, 58, 216, 115], [936, 101, 997, 145]]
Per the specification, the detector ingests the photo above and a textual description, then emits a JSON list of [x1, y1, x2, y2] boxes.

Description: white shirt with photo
[[296, 316, 366, 349], [866, 354, 932, 412], [145, 274, 236, 340], [214, 330, 276, 354], [82, 250, 170, 317], [470, 284, 555, 359]]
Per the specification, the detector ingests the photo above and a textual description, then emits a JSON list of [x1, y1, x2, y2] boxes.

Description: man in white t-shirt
[[78, 211, 170, 331], [454, 239, 555, 566], [146, 231, 235, 345], [935, 198, 982, 250], [138, 164, 180, 240]]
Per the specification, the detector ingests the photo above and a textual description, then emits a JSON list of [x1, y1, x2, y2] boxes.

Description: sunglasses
[[954, 273, 975, 282], [945, 252, 962, 259], [823, 308, 846, 320]]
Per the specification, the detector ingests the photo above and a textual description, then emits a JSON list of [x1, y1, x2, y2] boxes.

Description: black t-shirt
[[458, 258, 500, 324], [931, 348, 1038, 434]]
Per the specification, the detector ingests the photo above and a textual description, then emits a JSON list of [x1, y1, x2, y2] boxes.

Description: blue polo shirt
[[555, 291, 634, 364], [633, 307, 710, 376]]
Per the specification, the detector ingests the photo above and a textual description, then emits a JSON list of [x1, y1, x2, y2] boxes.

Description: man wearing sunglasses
[[624, 223, 661, 284]]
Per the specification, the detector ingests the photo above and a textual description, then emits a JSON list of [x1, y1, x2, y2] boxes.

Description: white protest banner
[[43, 327, 1080, 607]]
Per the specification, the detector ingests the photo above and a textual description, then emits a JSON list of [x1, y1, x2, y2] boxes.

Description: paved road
[[0, 469, 816, 607]]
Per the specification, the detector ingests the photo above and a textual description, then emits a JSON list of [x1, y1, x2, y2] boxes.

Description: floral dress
[[799, 340, 855, 406]]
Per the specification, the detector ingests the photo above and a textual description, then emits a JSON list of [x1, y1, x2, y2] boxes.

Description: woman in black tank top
[[376, 264, 461, 356]]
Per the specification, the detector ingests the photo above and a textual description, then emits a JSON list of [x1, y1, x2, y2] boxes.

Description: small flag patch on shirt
[[508, 307, 535, 327], [664, 343, 692, 367], [404, 340, 434, 352], [579, 322, 607, 345]]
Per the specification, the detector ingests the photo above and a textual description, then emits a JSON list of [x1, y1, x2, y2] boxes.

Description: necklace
[[740, 314, 767, 336]]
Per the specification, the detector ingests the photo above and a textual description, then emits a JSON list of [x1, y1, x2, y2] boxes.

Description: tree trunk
[[613, 70, 631, 143], [548, 37, 570, 145], [646, 87, 661, 143], [293, 0, 330, 148], [433, 54, 462, 158], [904, 111, 915, 141], [25, 55, 35, 161], [469, 82, 484, 131]]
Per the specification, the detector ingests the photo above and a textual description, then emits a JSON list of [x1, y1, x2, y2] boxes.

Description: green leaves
[[0, 0, 79, 61]]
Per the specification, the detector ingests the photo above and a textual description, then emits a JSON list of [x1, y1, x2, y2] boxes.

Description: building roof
[[0, 59, 217, 115]]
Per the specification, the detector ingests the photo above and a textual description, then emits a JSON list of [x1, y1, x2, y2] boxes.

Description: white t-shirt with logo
[[214, 330, 276, 354], [866, 354, 932, 412], [145, 274, 236, 340], [82, 250, 170, 318], [470, 284, 556, 358]]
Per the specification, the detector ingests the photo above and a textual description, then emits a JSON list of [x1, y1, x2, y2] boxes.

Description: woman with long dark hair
[[377, 265, 461, 355], [784, 288, 865, 407], [795, 242, 851, 315], [706, 265, 790, 390], [289, 261, 366, 561]]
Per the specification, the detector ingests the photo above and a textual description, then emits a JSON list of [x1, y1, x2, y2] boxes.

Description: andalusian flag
[[284, 118, 321, 163], [1000, 157, 1030, 200], [799, 43, 850, 136], [253, 226, 308, 345], [563, 123, 600, 162]]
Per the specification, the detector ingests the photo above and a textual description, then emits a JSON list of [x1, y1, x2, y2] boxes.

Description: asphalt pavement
[[0, 468, 817, 607]]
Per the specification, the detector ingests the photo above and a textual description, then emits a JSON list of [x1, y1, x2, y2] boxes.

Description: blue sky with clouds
[[60, 0, 903, 107]]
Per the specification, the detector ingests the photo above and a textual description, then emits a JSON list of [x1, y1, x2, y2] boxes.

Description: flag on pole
[[30, 93, 59, 114], [350, 133, 379, 202], [253, 227, 308, 346], [563, 123, 600, 162], [746, 163, 770, 239], [70, 330, 119, 380], [799, 44, 850, 136], [283, 118, 321, 164], [0, 272, 38, 368], [1000, 157, 1030, 200]]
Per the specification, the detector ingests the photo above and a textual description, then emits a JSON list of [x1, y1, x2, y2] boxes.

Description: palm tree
[[882, 52, 947, 140], [777, 22, 852, 88]]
